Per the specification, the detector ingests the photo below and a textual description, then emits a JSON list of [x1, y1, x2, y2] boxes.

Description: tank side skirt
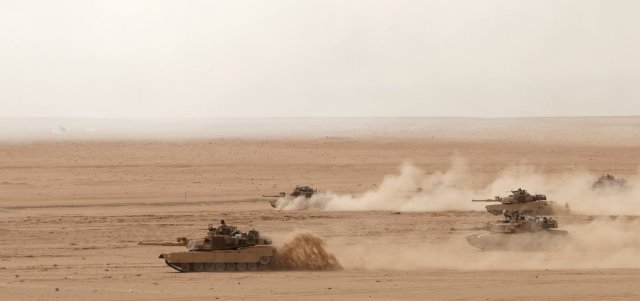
[[161, 246, 275, 272]]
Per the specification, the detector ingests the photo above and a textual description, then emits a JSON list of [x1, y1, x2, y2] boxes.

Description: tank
[[592, 174, 629, 190], [263, 185, 318, 208], [472, 188, 554, 215], [151, 220, 275, 272], [467, 189, 568, 250]]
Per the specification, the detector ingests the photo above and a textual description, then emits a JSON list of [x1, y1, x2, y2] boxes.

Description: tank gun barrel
[[261, 192, 286, 198], [138, 241, 187, 246], [138, 237, 188, 246], [472, 199, 500, 202]]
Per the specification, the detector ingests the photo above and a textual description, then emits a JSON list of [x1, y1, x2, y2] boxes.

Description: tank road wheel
[[259, 256, 271, 266], [215, 263, 226, 272], [205, 263, 215, 272], [247, 263, 258, 271], [236, 263, 247, 272], [180, 263, 191, 272], [226, 263, 237, 271], [192, 263, 204, 272]]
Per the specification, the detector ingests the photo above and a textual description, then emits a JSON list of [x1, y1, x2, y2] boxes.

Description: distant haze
[[1, 1, 639, 118], [1, 117, 640, 144]]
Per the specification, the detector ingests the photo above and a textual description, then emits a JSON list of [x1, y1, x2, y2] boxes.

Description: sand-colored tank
[[472, 188, 570, 215], [592, 174, 629, 190], [151, 220, 275, 272], [467, 189, 568, 250], [263, 185, 318, 208], [466, 214, 568, 250]]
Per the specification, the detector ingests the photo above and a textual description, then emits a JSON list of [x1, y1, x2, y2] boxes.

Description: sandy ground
[[2, 206, 640, 301], [2, 120, 640, 300]]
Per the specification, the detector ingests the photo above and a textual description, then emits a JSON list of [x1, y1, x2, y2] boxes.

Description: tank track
[[163, 256, 272, 272]]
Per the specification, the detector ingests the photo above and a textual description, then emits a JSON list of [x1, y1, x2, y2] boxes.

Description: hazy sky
[[1, 0, 639, 118]]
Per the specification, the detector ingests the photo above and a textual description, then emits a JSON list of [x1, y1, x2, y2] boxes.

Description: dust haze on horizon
[[2, 0, 640, 119]]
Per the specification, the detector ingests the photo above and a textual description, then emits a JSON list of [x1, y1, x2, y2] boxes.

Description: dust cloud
[[271, 158, 640, 271], [272, 232, 343, 271], [273, 158, 640, 215], [331, 217, 640, 270]]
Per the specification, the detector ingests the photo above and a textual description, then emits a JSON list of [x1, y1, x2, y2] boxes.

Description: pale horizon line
[[1, 115, 640, 120]]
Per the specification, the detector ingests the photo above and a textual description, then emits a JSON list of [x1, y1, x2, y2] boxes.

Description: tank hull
[[160, 245, 276, 272], [466, 230, 568, 251]]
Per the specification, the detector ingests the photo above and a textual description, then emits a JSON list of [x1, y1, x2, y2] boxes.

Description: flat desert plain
[[1, 118, 640, 300]]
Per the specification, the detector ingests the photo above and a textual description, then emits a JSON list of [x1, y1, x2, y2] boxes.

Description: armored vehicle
[[150, 220, 275, 272], [467, 189, 568, 250], [472, 188, 554, 215], [592, 174, 629, 190], [263, 185, 318, 208]]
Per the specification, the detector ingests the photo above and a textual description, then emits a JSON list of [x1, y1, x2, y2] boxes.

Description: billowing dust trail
[[272, 232, 342, 270], [273, 158, 640, 215], [331, 217, 640, 270]]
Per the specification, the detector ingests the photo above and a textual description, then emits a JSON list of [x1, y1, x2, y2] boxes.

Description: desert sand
[[1, 117, 640, 300]]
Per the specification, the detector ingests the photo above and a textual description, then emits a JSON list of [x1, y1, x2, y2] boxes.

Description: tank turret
[[472, 188, 546, 204], [290, 185, 317, 198], [472, 188, 554, 216], [185, 219, 272, 251]]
